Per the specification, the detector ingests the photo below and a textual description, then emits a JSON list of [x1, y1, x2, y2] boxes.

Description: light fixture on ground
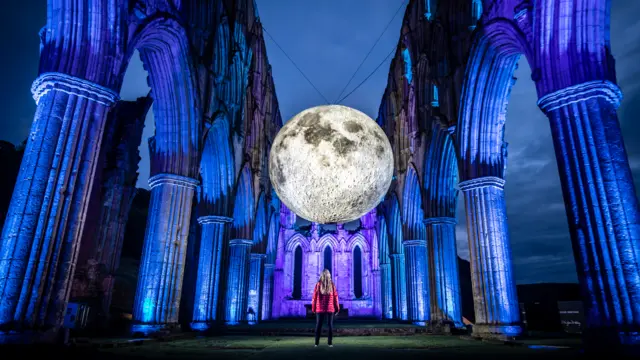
[[269, 105, 393, 224]]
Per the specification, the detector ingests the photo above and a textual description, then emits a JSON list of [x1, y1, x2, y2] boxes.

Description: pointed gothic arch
[[127, 16, 201, 177], [252, 192, 268, 253], [402, 164, 426, 241], [200, 114, 234, 216], [231, 164, 255, 240]]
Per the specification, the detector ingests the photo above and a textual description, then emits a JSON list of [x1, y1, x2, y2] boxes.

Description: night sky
[[1, 1, 639, 285]]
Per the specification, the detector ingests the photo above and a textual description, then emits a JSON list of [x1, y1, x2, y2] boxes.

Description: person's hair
[[318, 269, 333, 295]]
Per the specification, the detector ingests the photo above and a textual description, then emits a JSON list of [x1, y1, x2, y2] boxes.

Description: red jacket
[[311, 281, 339, 313]]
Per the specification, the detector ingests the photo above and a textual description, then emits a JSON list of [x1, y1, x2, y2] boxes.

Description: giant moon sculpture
[[269, 105, 394, 224]]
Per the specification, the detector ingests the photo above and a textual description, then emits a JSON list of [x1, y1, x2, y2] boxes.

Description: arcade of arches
[[0, 0, 638, 353]]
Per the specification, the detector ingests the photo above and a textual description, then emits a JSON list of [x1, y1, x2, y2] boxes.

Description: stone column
[[72, 97, 150, 326], [271, 227, 292, 319], [380, 263, 393, 319], [390, 253, 408, 320], [403, 240, 429, 325], [539, 81, 640, 348], [0, 73, 118, 343], [425, 217, 463, 329], [224, 239, 253, 324], [131, 174, 198, 335], [371, 268, 382, 318], [247, 253, 266, 324], [261, 263, 274, 321], [459, 177, 521, 338], [190, 215, 232, 331]]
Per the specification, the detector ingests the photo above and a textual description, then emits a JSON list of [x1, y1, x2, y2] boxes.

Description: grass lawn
[[94, 335, 584, 359]]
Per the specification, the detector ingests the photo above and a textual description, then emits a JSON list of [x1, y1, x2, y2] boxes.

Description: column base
[[429, 320, 466, 334], [225, 320, 249, 326], [412, 321, 428, 327], [471, 324, 521, 340], [131, 323, 181, 337], [190, 321, 226, 334]]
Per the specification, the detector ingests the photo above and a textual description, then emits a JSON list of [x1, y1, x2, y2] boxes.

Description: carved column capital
[[537, 80, 622, 113], [423, 217, 457, 225], [229, 238, 254, 247], [197, 215, 233, 225], [403, 239, 427, 247], [149, 173, 199, 190], [458, 176, 505, 191], [31, 72, 120, 106]]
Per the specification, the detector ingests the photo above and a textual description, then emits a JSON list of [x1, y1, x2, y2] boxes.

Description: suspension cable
[[332, 0, 408, 104], [335, 44, 397, 105], [262, 25, 331, 104]]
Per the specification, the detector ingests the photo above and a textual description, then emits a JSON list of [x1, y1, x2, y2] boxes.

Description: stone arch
[[316, 234, 339, 253], [385, 192, 404, 255], [231, 163, 255, 240], [229, 23, 253, 131], [212, 19, 230, 83], [286, 233, 310, 253], [454, 19, 530, 337], [402, 164, 426, 240], [347, 233, 370, 253], [200, 113, 234, 216], [252, 192, 268, 253], [424, 122, 458, 218], [265, 211, 279, 265], [376, 215, 391, 263], [127, 16, 201, 177], [457, 19, 530, 180]]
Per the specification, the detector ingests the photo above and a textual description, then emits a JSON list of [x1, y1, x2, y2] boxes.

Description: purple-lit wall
[[272, 219, 382, 318]]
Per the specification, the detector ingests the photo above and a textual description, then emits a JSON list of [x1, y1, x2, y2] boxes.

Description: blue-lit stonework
[[0, 0, 638, 353]]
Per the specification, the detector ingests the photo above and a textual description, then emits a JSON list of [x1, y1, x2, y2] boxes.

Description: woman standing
[[311, 269, 340, 347]]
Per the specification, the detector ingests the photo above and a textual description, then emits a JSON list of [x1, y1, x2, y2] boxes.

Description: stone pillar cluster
[[379, 263, 393, 319], [0, 73, 119, 343], [224, 239, 253, 324], [538, 81, 640, 348], [261, 263, 275, 321], [191, 215, 232, 331], [247, 253, 266, 324], [131, 174, 198, 335], [403, 240, 429, 325], [425, 217, 462, 329], [459, 177, 521, 338], [390, 253, 408, 320]]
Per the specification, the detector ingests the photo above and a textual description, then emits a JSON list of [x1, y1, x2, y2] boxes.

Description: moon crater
[[269, 105, 394, 224]]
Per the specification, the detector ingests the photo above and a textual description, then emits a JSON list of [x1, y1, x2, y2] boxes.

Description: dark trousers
[[314, 312, 334, 345]]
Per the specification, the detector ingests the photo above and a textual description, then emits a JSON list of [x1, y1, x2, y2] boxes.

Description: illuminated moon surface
[[269, 105, 394, 224]]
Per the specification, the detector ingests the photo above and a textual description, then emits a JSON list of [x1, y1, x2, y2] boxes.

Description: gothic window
[[324, 246, 332, 274], [470, 0, 482, 30], [402, 48, 413, 84], [292, 245, 302, 299], [432, 84, 439, 108], [424, 0, 434, 21], [353, 246, 363, 299]]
